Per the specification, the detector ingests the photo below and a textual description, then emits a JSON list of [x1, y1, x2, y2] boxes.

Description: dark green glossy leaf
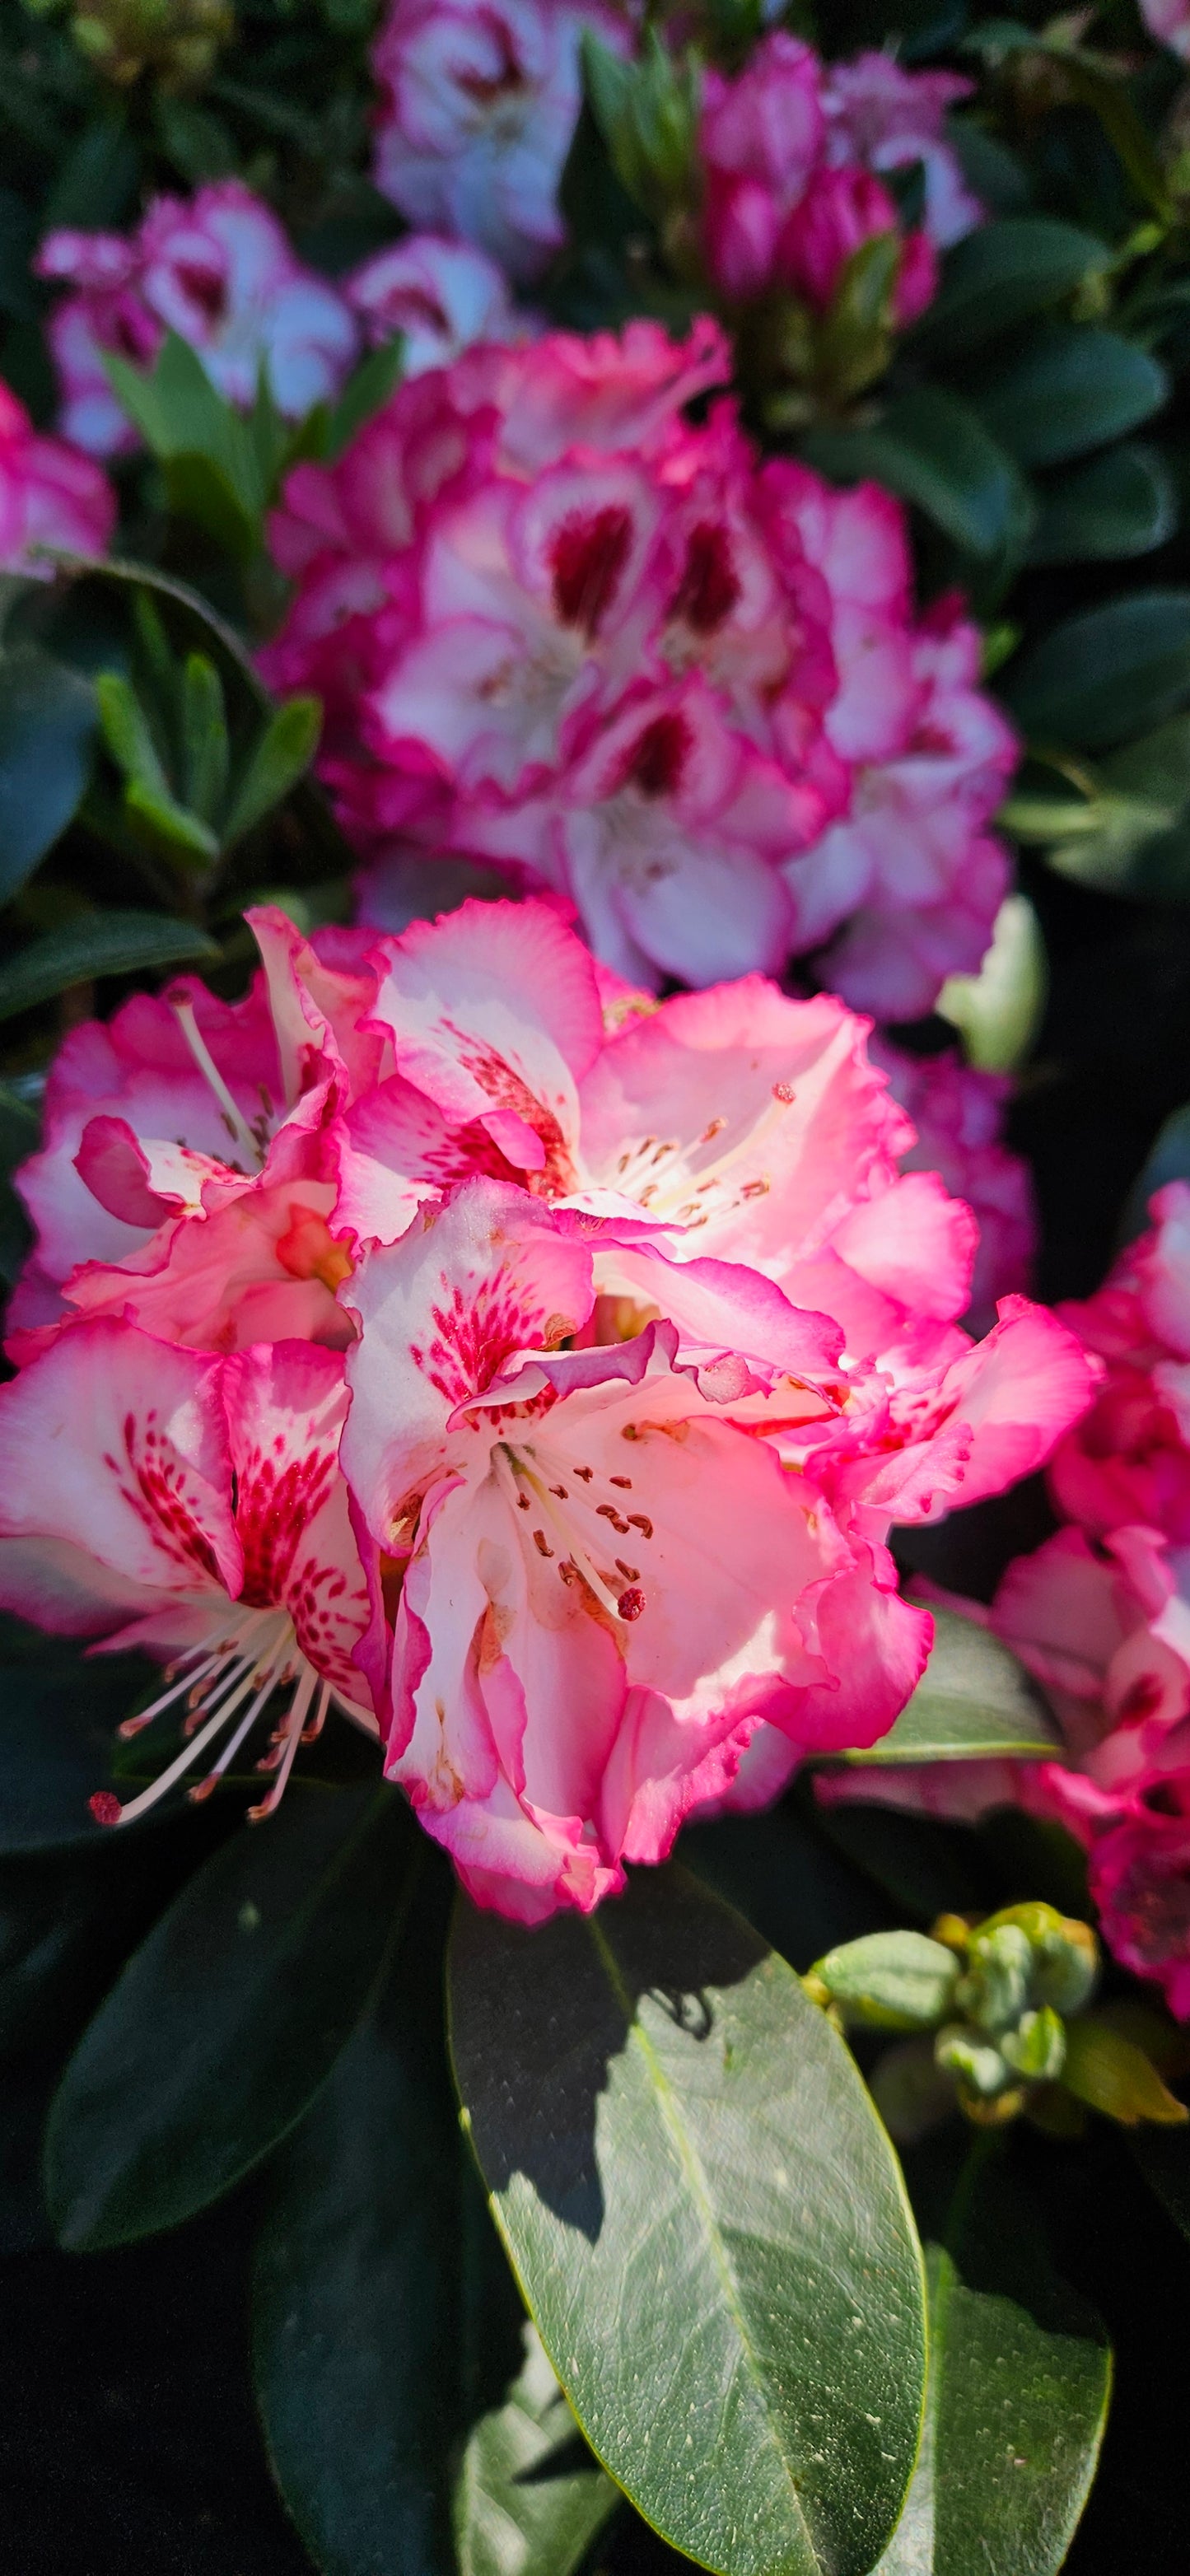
[[45, 1780, 417, 2247], [914, 216, 1110, 356], [223, 695, 322, 845], [254, 1885, 618, 2576], [0, 912, 219, 1021], [0, 646, 96, 898], [1041, 716, 1190, 898], [449, 1863, 926, 2576], [1001, 591, 1190, 750], [975, 328, 1166, 469], [844, 1610, 1060, 1766], [877, 2155, 1111, 2574], [1029, 443, 1177, 566], [805, 389, 1031, 558], [818, 1804, 996, 1924], [0, 1636, 156, 1852], [678, 1799, 889, 1971]]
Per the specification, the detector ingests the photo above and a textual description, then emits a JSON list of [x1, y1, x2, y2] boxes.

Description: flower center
[[495, 1439, 652, 1626]]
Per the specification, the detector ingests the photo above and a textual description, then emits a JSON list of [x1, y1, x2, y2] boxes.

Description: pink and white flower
[[0, 377, 114, 571], [370, 0, 632, 282], [7, 908, 380, 1360], [264, 320, 1012, 1010], [1140, 0, 1190, 60], [341, 1177, 929, 1919], [0, 1323, 377, 1824], [37, 184, 358, 460], [870, 1039, 1036, 1333], [346, 233, 530, 373], [2, 894, 1098, 1911]]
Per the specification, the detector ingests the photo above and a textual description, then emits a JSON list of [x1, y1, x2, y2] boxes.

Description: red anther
[[89, 1791, 122, 1826], [617, 1585, 646, 1622]]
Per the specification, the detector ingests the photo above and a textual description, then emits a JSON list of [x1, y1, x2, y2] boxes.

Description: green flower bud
[[810, 1930, 960, 2032], [954, 1922, 1033, 2033], [1001, 2004, 1067, 2084], [935, 2025, 1013, 2098], [973, 1901, 1099, 2014]]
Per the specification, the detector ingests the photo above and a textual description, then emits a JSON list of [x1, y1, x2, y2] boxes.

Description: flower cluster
[[700, 35, 980, 317], [264, 316, 1016, 1016], [370, 0, 633, 282], [36, 180, 359, 457], [0, 898, 1092, 1917], [0, 377, 115, 572], [824, 1182, 1190, 2018]]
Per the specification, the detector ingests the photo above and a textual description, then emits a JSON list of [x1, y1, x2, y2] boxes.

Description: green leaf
[[876, 2155, 1111, 2574], [1002, 591, 1190, 750], [0, 912, 219, 1022], [326, 337, 405, 460], [974, 327, 1167, 470], [223, 695, 322, 845], [45, 1781, 418, 2249], [1038, 716, 1190, 898], [1029, 442, 1177, 565], [811, 1931, 960, 2031], [449, 1863, 926, 2576], [845, 1609, 1061, 1767], [936, 890, 1048, 1075], [161, 450, 260, 565], [180, 652, 231, 824], [104, 333, 267, 555], [1062, 2017, 1188, 2126], [0, 646, 96, 898], [96, 670, 172, 800], [914, 216, 1111, 356], [804, 389, 1032, 559], [254, 1883, 618, 2576], [0, 1636, 156, 1853]]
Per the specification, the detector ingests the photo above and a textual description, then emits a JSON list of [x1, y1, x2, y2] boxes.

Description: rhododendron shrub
[[36, 183, 358, 458], [264, 319, 1015, 1012], [821, 1181, 1190, 2018], [1, 896, 1094, 1918]]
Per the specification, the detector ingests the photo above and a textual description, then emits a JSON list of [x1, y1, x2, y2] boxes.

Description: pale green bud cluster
[[23, 0, 234, 91], [809, 1902, 1189, 2140]]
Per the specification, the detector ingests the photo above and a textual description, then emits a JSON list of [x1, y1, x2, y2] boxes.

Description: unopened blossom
[[0, 377, 115, 572], [0, 1323, 377, 1824], [266, 317, 992, 1004], [7, 908, 380, 1359], [347, 234, 530, 373], [37, 183, 357, 459], [698, 31, 967, 320], [824, 52, 982, 250], [370, 0, 632, 281]]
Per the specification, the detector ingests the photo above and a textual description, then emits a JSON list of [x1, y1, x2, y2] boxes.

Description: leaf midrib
[[586, 1914, 822, 2576]]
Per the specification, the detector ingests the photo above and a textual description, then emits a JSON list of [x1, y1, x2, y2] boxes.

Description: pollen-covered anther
[[772, 1081, 796, 1104], [617, 1585, 646, 1621]]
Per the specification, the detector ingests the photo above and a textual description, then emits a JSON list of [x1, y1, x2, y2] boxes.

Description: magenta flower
[[0, 1324, 377, 1823], [823, 51, 982, 250], [870, 1039, 1037, 1334], [370, 0, 632, 282], [37, 183, 358, 459], [0, 377, 114, 571]]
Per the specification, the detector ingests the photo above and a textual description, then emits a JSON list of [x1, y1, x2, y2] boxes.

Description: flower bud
[[935, 2025, 1013, 2098], [810, 1930, 960, 2031], [1001, 2004, 1067, 2084], [954, 1922, 1034, 2033]]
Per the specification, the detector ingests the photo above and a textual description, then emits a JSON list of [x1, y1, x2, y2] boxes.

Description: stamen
[[248, 1667, 318, 1821], [117, 1642, 234, 1738], [187, 1658, 289, 1801], [172, 999, 263, 1169]]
